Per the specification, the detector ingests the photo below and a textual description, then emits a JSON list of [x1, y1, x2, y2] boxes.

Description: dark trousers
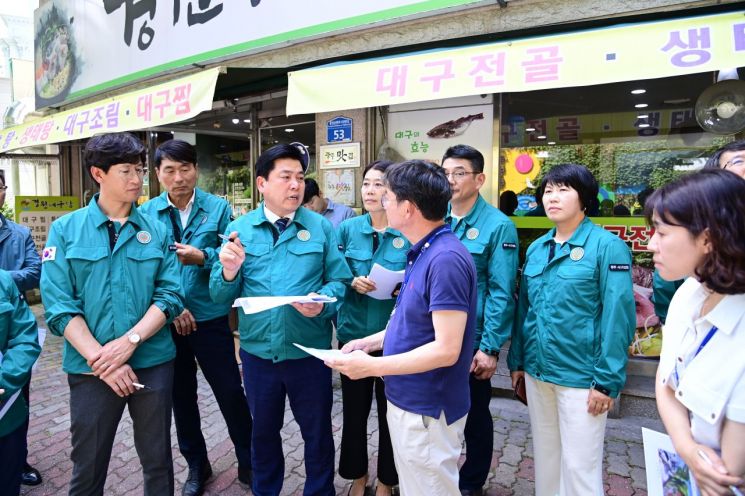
[[67, 361, 175, 496], [338, 344, 397, 486], [0, 420, 25, 496], [459, 370, 494, 490], [172, 316, 252, 469], [240, 350, 335, 496]]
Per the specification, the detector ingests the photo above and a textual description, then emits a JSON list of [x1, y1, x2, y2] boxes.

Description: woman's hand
[[683, 444, 743, 496], [510, 370, 525, 389], [351, 276, 377, 295], [587, 388, 614, 416]]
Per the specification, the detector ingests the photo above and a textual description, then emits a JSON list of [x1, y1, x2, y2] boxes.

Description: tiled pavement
[[21, 305, 662, 495]]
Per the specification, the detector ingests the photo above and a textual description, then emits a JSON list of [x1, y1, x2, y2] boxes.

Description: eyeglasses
[[0, 186, 7, 191], [723, 156, 745, 170], [116, 167, 148, 179], [381, 192, 398, 209], [443, 170, 479, 180]]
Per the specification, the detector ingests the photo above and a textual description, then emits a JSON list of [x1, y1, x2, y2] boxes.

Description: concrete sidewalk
[[21, 306, 661, 495]]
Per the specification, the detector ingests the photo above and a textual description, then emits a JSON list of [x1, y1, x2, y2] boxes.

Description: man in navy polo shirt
[[327, 159, 477, 495]]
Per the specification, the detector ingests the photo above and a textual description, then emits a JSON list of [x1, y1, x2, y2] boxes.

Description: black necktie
[[273, 217, 289, 244]]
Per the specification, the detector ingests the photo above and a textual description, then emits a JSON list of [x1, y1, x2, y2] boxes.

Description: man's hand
[[219, 232, 245, 281], [172, 309, 197, 336], [325, 350, 378, 380], [101, 364, 139, 397], [470, 350, 497, 380], [0, 388, 5, 395], [175, 242, 205, 266], [341, 336, 384, 354], [88, 335, 137, 379], [351, 276, 377, 295], [587, 388, 614, 416], [291, 292, 324, 318]]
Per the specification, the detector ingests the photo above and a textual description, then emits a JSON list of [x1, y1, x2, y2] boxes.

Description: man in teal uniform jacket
[[441, 145, 519, 496], [140, 139, 253, 496], [0, 269, 41, 496], [41, 133, 184, 496], [210, 143, 352, 496]]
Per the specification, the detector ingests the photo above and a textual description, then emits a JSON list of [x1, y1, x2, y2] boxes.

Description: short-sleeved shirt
[[383, 225, 477, 424], [658, 278, 745, 451], [41, 194, 184, 374]]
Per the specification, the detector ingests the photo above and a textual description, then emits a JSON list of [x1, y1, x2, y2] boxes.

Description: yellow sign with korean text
[[15, 195, 80, 252], [288, 11, 745, 114], [1, 68, 219, 152]]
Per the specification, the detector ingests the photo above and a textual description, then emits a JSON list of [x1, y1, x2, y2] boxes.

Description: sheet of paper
[[642, 427, 699, 496], [232, 295, 337, 314], [366, 263, 405, 300], [293, 343, 346, 361]]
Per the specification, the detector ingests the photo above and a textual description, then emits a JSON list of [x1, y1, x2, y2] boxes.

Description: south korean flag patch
[[42, 246, 57, 262]]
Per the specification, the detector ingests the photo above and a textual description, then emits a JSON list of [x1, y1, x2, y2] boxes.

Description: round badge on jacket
[[392, 237, 405, 249], [297, 230, 311, 241], [136, 231, 152, 244], [570, 247, 584, 261], [466, 228, 479, 240]]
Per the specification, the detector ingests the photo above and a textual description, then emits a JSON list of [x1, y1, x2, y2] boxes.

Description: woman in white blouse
[[648, 169, 745, 496]]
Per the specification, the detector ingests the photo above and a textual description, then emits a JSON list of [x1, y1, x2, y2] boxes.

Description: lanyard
[[674, 325, 719, 386], [393, 225, 450, 311]]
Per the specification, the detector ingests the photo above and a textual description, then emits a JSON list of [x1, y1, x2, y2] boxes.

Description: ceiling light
[[525, 127, 536, 132], [232, 118, 240, 124], [243, 119, 251, 123], [637, 114, 649, 119], [537, 135, 547, 140], [548, 141, 556, 145], [284, 128, 294, 133], [631, 89, 646, 95], [634, 103, 648, 108], [638, 123, 650, 128]]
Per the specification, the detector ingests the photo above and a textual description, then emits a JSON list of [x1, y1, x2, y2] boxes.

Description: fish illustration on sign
[[426, 113, 484, 139]]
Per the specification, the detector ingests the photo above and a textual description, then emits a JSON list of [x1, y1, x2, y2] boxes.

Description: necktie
[[273, 217, 289, 244]]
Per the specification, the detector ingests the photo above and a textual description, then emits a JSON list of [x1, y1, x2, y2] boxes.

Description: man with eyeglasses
[[704, 139, 745, 179], [210, 143, 352, 496], [41, 132, 184, 495], [0, 172, 44, 489], [441, 144, 519, 496], [140, 139, 253, 496]]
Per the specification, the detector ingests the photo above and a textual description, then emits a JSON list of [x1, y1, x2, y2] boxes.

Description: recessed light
[[548, 141, 556, 145], [537, 135, 547, 140], [631, 89, 646, 95], [638, 123, 650, 128], [525, 127, 536, 132], [284, 128, 294, 133], [637, 114, 649, 119], [232, 118, 240, 124], [634, 103, 648, 108]]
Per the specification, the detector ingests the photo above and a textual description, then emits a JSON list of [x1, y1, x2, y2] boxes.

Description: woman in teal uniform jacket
[[336, 160, 409, 496], [0, 270, 41, 496], [508, 164, 635, 496]]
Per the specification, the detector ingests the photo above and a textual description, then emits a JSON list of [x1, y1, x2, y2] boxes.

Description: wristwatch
[[480, 347, 499, 358], [592, 382, 611, 396], [127, 332, 142, 345]]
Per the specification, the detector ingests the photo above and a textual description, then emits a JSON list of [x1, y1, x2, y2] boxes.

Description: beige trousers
[[386, 401, 467, 496]]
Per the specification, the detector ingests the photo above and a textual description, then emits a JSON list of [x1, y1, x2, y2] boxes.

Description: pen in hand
[[133, 383, 150, 390], [697, 449, 744, 496], [218, 234, 237, 243]]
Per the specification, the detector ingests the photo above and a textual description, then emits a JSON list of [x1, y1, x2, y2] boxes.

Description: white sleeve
[[726, 369, 745, 423]]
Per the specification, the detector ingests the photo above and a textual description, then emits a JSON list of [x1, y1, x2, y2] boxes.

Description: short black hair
[[363, 160, 394, 178], [154, 139, 197, 167], [441, 144, 484, 173], [384, 160, 451, 221], [255, 143, 307, 180], [645, 168, 745, 294], [536, 164, 598, 212], [83, 133, 146, 177], [303, 178, 320, 204], [704, 139, 745, 170], [499, 190, 518, 216]]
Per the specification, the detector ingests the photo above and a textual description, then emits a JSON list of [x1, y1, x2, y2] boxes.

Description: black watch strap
[[592, 383, 611, 396]]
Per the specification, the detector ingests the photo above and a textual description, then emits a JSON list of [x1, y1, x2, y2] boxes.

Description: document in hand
[[293, 343, 346, 361], [366, 263, 405, 300], [232, 295, 337, 314]]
